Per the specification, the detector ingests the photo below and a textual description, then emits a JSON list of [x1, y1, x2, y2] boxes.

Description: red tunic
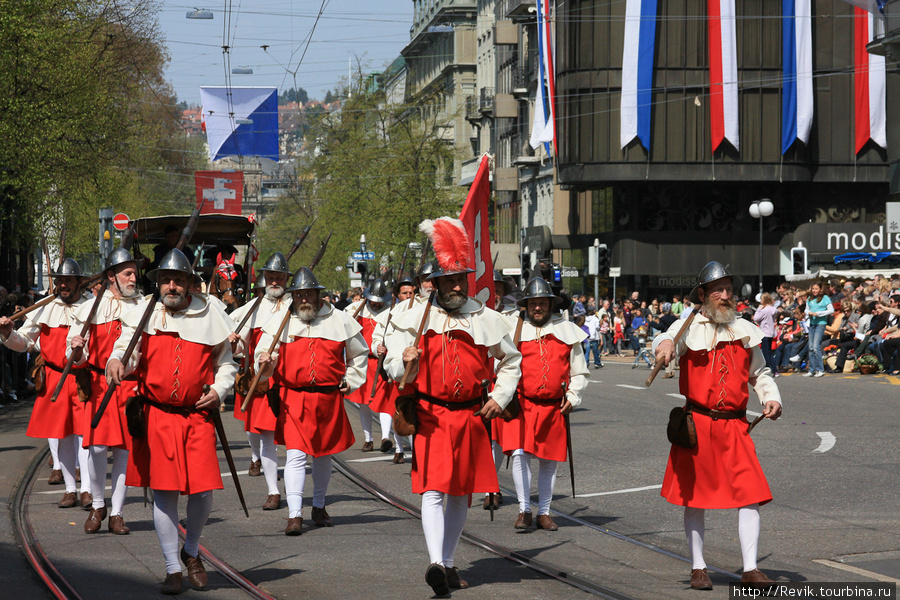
[[498, 335, 570, 462], [661, 340, 772, 509], [26, 325, 86, 439], [82, 320, 135, 450], [274, 337, 354, 456], [126, 332, 223, 494], [345, 316, 376, 405], [409, 330, 498, 496], [233, 327, 262, 424], [236, 327, 278, 433]]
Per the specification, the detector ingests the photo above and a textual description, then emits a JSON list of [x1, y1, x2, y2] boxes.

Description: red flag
[[195, 170, 243, 215], [459, 156, 494, 309]]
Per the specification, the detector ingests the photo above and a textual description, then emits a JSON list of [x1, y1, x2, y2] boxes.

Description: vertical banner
[[530, 0, 556, 153], [854, 7, 886, 153], [620, 0, 658, 150], [708, 0, 739, 152], [459, 156, 494, 309], [195, 171, 244, 215], [781, 0, 813, 154]]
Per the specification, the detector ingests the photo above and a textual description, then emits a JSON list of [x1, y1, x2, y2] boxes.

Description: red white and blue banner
[[620, 0, 658, 150], [842, 0, 887, 14], [853, 8, 886, 153], [199, 86, 279, 162], [459, 156, 494, 308], [707, 0, 739, 152], [529, 0, 556, 154], [781, 0, 813, 155]]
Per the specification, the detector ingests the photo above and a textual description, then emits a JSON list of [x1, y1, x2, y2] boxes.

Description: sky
[[156, 1, 414, 106]]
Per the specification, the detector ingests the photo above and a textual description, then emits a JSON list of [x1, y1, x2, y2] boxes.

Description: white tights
[[248, 430, 279, 495], [511, 451, 558, 515], [684, 504, 761, 572], [56, 435, 90, 494], [153, 490, 212, 574], [421, 491, 468, 568], [88, 445, 129, 514], [284, 449, 332, 518], [359, 405, 374, 442]]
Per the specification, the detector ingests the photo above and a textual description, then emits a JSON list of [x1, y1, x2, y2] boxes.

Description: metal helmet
[[364, 278, 390, 303], [105, 248, 136, 272], [416, 261, 436, 281], [689, 261, 734, 304], [146, 249, 193, 283], [394, 275, 417, 294], [493, 269, 513, 296], [516, 276, 563, 308], [252, 271, 266, 290], [260, 252, 291, 274], [50, 258, 85, 278], [286, 267, 325, 292]]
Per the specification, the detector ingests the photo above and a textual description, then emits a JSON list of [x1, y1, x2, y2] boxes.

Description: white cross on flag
[[195, 170, 243, 215]]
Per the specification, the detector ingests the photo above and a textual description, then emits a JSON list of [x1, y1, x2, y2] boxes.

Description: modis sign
[[794, 222, 900, 255]]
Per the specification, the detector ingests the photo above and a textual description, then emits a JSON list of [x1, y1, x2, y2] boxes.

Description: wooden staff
[[747, 413, 766, 433], [8, 271, 105, 323], [407, 238, 432, 310], [369, 247, 410, 399], [398, 289, 436, 391], [645, 310, 697, 387], [561, 381, 576, 498]]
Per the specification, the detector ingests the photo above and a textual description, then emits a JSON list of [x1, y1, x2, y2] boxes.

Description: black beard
[[529, 311, 551, 327], [438, 290, 466, 312]]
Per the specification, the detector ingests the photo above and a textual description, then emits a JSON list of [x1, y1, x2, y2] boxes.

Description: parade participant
[[0, 259, 93, 509], [653, 261, 782, 590], [384, 217, 521, 596], [371, 275, 418, 464], [499, 277, 588, 531], [255, 267, 367, 535], [494, 270, 517, 316], [344, 279, 392, 452], [106, 249, 237, 595], [229, 254, 291, 511], [67, 249, 143, 534]]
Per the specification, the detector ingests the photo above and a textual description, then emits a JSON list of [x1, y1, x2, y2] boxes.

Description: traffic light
[[597, 245, 610, 272], [791, 246, 807, 275], [354, 261, 368, 281]]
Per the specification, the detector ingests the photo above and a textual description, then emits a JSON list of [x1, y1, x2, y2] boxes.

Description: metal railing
[[479, 87, 494, 112]]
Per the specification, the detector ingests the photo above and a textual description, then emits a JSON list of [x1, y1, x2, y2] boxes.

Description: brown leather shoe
[[425, 563, 449, 597], [108, 515, 130, 535], [740, 569, 773, 585], [311, 506, 332, 527], [75, 467, 81, 483], [262, 494, 281, 510], [535, 514, 558, 531], [514, 512, 533, 529], [494, 492, 503, 506], [80, 491, 93, 510], [84, 505, 107, 534], [361, 441, 374, 452], [160, 572, 183, 595], [380, 438, 393, 453], [58, 492, 77, 508], [248, 459, 261, 476], [180, 548, 207, 590], [392, 452, 405, 464], [284, 516, 303, 536], [690, 568, 713, 590], [48, 469, 64, 485], [446, 566, 469, 589]]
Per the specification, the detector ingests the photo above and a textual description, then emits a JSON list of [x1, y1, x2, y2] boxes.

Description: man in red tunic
[[106, 249, 238, 595], [228, 252, 291, 511], [0, 258, 93, 509], [385, 217, 521, 596], [68, 248, 144, 534], [344, 279, 392, 452], [499, 277, 588, 531], [654, 261, 783, 590], [256, 267, 368, 535]]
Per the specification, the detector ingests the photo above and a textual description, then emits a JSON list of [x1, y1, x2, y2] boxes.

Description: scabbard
[[210, 409, 249, 518]]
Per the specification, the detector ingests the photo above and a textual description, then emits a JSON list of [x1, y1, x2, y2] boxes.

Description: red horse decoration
[[210, 252, 242, 311]]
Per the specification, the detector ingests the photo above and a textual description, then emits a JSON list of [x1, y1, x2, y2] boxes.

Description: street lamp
[[186, 8, 214, 19], [749, 199, 774, 297]]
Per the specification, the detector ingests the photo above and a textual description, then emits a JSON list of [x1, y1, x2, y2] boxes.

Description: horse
[[209, 252, 243, 312]]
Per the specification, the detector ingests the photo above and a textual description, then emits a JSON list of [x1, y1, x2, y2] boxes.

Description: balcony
[[479, 87, 494, 113], [498, 0, 536, 21], [512, 66, 531, 96], [465, 95, 480, 123]]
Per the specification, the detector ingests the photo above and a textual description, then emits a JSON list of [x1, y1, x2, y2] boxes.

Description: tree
[[256, 82, 466, 291], [279, 87, 309, 105]]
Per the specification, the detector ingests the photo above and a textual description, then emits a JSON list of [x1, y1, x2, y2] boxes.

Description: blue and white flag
[[200, 86, 279, 162], [620, 0, 658, 150], [529, 0, 555, 152], [781, 0, 813, 155]]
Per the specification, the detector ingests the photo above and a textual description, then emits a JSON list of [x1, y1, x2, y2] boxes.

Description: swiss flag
[[459, 156, 494, 309], [195, 171, 243, 215]]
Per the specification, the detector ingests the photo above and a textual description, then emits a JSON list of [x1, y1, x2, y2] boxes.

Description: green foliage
[[255, 87, 466, 290], [279, 87, 309, 105]]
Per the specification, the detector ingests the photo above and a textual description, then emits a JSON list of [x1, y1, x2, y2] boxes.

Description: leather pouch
[[667, 406, 697, 449], [125, 395, 148, 438], [393, 395, 418, 436]]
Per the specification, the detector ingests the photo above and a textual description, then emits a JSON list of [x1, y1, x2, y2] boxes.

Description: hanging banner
[[195, 171, 244, 215]]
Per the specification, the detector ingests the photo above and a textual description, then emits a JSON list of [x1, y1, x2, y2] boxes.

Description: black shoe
[[425, 563, 450, 597]]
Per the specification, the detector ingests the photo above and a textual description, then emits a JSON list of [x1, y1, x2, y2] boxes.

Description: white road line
[[813, 432, 836, 453], [616, 384, 645, 390], [812, 559, 900, 583], [666, 393, 685, 400], [588, 380, 602, 384], [577, 484, 662, 498], [345, 455, 396, 463]]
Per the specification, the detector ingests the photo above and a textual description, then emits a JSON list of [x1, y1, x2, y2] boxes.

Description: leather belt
[[520, 394, 564, 406], [289, 384, 340, 394], [413, 391, 482, 411], [144, 398, 204, 418], [686, 400, 746, 421]]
